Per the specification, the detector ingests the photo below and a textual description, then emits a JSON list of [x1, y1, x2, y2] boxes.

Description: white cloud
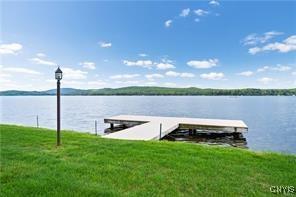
[[163, 82, 177, 87], [258, 77, 274, 84], [63, 67, 87, 80], [165, 71, 195, 78], [30, 57, 56, 66], [194, 18, 200, 22], [180, 8, 190, 17], [123, 60, 154, 69], [63, 80, 84, 86], [2, 67, 41, 75], [110, 74, 140, 79], [0, 43, 22, 55], [187, 59, 218, 69], [87, 80, 107, 86], [180, 73, 195, 78], [0, 77, 12, 84], [200, 72, 224, 80], [115, 80, 139, 84], [0, 72, 12, 78], [99, 41, 112, 48], [165, 71, 179, 77], [237, 71, 254, 77], [145, 81, 158, 86], [194, 9, 209, 16], [79, 62, 96, 70], [249, 35, 296, 54], [257, 66, 269, 72], [248, 47, 261, 55], [209, 0, 220, 6], [145, 73, 164, 81], [36, 53, 46, 58], [243, 31, 283, 46], [156, 63, 175, 70], [138, 53, 148, 57], [165, 20, 173, 27], [272, 65, 291, 71], [292, 71, 296, 76], [257, 65, 291, 72]]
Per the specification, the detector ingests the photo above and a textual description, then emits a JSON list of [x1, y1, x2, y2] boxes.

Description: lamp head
[[55, 67, 63, 80]]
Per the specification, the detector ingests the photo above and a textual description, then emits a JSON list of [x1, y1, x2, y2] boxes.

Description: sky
[[0, 0, 296, 90]]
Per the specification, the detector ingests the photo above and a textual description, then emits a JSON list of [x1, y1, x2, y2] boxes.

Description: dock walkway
[[103, 115, 248, 141]]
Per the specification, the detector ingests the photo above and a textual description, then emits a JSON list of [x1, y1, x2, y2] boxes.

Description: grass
[[1, 124, 295, 196]]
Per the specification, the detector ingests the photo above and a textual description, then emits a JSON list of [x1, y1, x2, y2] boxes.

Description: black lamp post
[[55, 67, 63, 146]]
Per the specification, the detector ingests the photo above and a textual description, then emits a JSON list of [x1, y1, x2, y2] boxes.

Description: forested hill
[[1, 86, 296, 96]]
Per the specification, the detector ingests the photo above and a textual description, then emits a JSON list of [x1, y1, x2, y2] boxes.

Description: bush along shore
[[1, 124, 295, 196]]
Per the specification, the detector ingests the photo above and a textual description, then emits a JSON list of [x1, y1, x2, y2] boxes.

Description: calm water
[[1, 96, 295, 154]]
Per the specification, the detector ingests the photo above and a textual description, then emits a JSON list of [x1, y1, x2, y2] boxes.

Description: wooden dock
[[103, 115, 248, 141]]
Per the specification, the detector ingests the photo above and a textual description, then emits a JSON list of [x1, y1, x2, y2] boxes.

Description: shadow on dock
[[105, 125, 248, 149], [162, 129, 248, 149]]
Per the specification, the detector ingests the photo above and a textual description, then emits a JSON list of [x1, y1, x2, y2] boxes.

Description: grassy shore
[[1, 125, 295, 196]]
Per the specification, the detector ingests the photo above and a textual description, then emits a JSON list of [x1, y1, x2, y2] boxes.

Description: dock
[[103, 115, 248, 141]]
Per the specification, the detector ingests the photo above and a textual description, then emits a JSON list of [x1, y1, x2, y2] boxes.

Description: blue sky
[[1, 0, 296, 90]]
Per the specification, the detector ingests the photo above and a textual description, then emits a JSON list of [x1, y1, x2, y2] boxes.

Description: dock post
[[159, 123, 162, 140], [95, 120, 98, 136], [110, 123, 114, 130], [36, 115, 39, 128], [233, 127, 239, 139]]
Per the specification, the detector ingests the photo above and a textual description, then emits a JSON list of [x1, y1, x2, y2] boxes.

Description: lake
[[1, 96, 295, 154]]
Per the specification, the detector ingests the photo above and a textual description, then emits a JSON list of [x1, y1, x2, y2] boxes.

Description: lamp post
[[55, 67, 63, 146]]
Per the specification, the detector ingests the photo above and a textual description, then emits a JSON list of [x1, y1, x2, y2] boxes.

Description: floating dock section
[[103, 115, 248, 141]]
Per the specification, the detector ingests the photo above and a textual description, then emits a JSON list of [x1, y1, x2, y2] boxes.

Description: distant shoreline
[[1, 86, 295, 96]]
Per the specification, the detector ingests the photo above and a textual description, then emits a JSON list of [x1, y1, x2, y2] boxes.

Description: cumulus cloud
[[187, 59, 218, 69], [30, 57, 56, 66], [138, 53, 148, 57], [249, 35, 296, 54], [2, 67, 41, 75], [99, 41, 112, 48], [237, 71, 254, 77], [123, 60, 154, 69], [258, 77, 274, 84], [36, 53, 46, 58], [243, 31, 283, 46], [79, 62, 96, 70], [163, 82, 177, 87], [257, 65, 291, 72], [165, 20, 173, 27], [200, 72, 224, 80], [156, 63, 175, 70], [110, 74, 140, 79], [145, 74, 164, 81], [209, 0, 220, 6], [0, 43, 22, 55], [145, 81, 158, 86], [194, 18, 200, 22], [115, 80, 139, 84], [165, 71, 195, 78], [87, 80, 107, 86], [194, 9, 209, 16], [180, 8, 190, 17], [63, 67, 88, 80]]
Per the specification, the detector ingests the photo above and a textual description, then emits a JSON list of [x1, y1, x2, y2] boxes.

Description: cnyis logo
[[270, 186, 295, 194]]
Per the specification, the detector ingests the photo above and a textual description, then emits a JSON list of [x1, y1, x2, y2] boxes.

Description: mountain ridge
[[1, 86, 295, 96]]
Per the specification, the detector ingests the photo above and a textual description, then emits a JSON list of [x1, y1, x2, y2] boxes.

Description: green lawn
[[1, 124, 295, 196]]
